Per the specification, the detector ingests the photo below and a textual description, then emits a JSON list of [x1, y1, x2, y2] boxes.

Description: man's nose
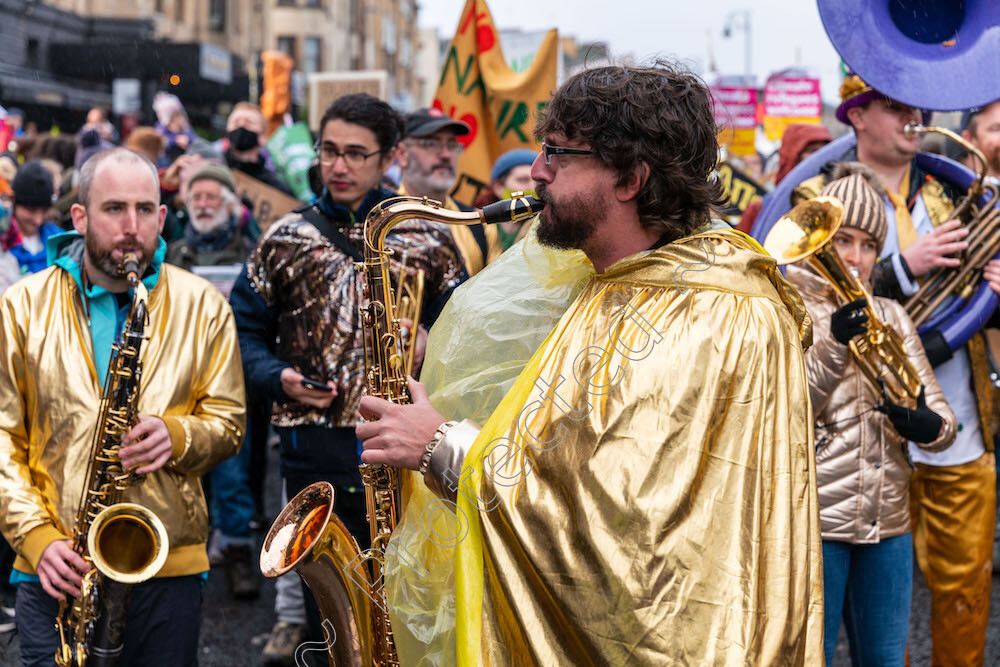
[[121, 208, 139, 235], [530, 153, 552, 182]]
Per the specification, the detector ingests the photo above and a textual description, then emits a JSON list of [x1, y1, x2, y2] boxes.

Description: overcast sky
[[418, 1, 845, 104]]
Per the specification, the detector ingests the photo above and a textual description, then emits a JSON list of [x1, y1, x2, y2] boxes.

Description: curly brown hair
[[535, 61, 724, 238]]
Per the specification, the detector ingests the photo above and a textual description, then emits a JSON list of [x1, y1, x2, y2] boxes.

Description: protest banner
[[711, 85, 758, 157], [715, 160, 766, 220], [232, 170, 302, 234], [307, 71, 388, 132], [763, 75, 822, 140], [434, 0, 557, 205], [267, 122, 316, 202]]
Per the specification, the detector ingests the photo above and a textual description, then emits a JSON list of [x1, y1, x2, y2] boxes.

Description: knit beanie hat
[[490, 148, 538, 183], [188, 162, 236, 194], [12, 161, 54, 208], [819, 162, 887, 252]]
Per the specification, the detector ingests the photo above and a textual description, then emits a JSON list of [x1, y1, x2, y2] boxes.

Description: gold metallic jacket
[[0, 264, 246, 578], [787, 266, 956, 543], [389, 228, 825, 665]]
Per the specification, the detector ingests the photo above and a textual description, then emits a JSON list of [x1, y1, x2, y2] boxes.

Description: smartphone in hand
[[300, 377, 334, 393]]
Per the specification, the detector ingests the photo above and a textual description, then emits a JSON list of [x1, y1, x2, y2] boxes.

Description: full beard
[[86, 233, 158, 282], [404, 162, 456, 198], [189, 206, 232, 235], [534, 182, 602, 250]]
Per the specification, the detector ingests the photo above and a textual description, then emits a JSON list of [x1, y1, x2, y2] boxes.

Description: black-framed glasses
[[406, 137, 465, 154], [313, 141, 383, 167], [541, 142, 594, 166]]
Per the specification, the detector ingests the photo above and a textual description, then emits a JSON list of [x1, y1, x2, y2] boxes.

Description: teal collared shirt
[[46, 232, 167, 389]]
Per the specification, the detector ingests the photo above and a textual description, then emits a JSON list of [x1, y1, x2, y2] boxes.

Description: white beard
[[189, 206, 232, 235]]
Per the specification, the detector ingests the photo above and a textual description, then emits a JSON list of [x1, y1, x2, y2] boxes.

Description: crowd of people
[[0, 56, 995, 667]]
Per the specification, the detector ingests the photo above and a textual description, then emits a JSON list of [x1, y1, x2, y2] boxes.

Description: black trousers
[[277, 425, 372, 663], [16, 576, 203, 666]]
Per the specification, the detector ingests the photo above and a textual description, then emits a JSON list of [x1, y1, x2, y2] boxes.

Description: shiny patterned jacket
[[243, 188, 467, 428], [787, 265, 956, 543], [0, 235, 246, 578]]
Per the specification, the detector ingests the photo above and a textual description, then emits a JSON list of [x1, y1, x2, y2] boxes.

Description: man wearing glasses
[[357, 63, 822, 663], [228, 93, 466, 664], [396, 108, 502, 276]]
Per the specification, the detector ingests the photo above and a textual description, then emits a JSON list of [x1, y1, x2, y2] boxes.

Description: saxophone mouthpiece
[[121, 251, 141, 286], [479, 193, 545, 226]]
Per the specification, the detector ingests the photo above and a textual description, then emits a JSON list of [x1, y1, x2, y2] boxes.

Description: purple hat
[[835, 73, 886, 126]]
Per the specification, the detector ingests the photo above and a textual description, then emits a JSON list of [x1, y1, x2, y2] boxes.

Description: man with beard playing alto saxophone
[[0, 147, 246, 666], [356, 61, 824, 665]]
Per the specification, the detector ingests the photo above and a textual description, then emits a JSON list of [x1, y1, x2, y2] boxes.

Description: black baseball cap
[[404, 108, 471, 138]]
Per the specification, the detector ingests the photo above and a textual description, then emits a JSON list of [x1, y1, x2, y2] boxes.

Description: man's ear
[[615, 162, 650, 203], [962, 128, 973, 143], [70, 202, 88, 235], [846, 106, 865, 131], [392, 143, 407, 170]]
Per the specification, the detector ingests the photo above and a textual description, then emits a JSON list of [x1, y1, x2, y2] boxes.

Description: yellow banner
[[433, 0, 558, 205]]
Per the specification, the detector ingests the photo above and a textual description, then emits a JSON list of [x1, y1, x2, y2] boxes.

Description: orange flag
[[260, 51, 293, 136], [434, 0, 558, 204]]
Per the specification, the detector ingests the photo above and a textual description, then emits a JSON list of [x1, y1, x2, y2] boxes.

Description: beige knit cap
[[819, 162, 887, 252]]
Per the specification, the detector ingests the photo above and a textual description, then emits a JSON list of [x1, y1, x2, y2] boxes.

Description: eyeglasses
[[313, 141, 383, 167], [541, 142, 594, 166], [406, 137, 465, 154]]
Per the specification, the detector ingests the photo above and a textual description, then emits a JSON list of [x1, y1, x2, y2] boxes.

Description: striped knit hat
[[819, 162, 887, 253]]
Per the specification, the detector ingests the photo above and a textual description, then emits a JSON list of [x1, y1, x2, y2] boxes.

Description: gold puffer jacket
[[787, 265, 956, 543], [0, 262, 246, 577]]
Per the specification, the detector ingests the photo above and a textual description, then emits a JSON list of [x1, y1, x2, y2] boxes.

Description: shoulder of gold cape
[[594, 224, 813, 348]]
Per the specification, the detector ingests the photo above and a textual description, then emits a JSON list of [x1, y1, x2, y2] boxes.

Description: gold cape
[[386, 227, 823, 665]]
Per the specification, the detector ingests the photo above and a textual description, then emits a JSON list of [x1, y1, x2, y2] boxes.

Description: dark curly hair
[[535, 61, 724, 238], [320, 93, 404, 155]]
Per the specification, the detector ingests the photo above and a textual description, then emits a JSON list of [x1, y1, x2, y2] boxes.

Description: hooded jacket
[[0, 232, 246, 577], [786, 265, 956, 542]]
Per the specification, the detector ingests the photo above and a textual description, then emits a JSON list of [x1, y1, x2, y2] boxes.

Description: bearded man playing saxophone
[[0, 148, 245, 665], [356, 62, 824, 665]]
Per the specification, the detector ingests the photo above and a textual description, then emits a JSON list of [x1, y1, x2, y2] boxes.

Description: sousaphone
[[753, 0, 1000, 351]]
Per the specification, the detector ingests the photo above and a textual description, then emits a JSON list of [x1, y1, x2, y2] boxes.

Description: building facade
[[52, 0, 422, 109]]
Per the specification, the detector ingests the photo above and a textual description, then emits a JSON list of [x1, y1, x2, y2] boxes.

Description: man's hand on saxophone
[[37, 540, 89, 600], [120, 414, 173, 474], [357, 376, 444, 470]]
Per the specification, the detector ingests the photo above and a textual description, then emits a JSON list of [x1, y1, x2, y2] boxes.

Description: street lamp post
[[723, 9, 752, 80]]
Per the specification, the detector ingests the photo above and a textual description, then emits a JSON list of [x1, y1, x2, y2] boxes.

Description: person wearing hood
[[785, 163, 956, 665], [222, 102, 293, 196], [737, 122, 832, 233], [0, 147, 245, 664], [6, 161, 61, 274], [153, 92, 196, 165]]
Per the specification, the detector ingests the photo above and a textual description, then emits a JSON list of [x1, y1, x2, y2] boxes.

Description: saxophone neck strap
[[298, 204, 364, 263]]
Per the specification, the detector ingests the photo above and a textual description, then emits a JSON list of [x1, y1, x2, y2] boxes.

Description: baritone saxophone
[[260, 194, 543, 666]]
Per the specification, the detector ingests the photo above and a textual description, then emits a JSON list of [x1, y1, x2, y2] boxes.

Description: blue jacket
[[12, 222, 62, 275]]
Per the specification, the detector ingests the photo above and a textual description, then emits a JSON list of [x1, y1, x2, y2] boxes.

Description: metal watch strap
[[419, 420, 459, 475]]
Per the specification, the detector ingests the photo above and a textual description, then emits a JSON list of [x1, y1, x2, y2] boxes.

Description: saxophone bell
[[88, 503, 169, 584]]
